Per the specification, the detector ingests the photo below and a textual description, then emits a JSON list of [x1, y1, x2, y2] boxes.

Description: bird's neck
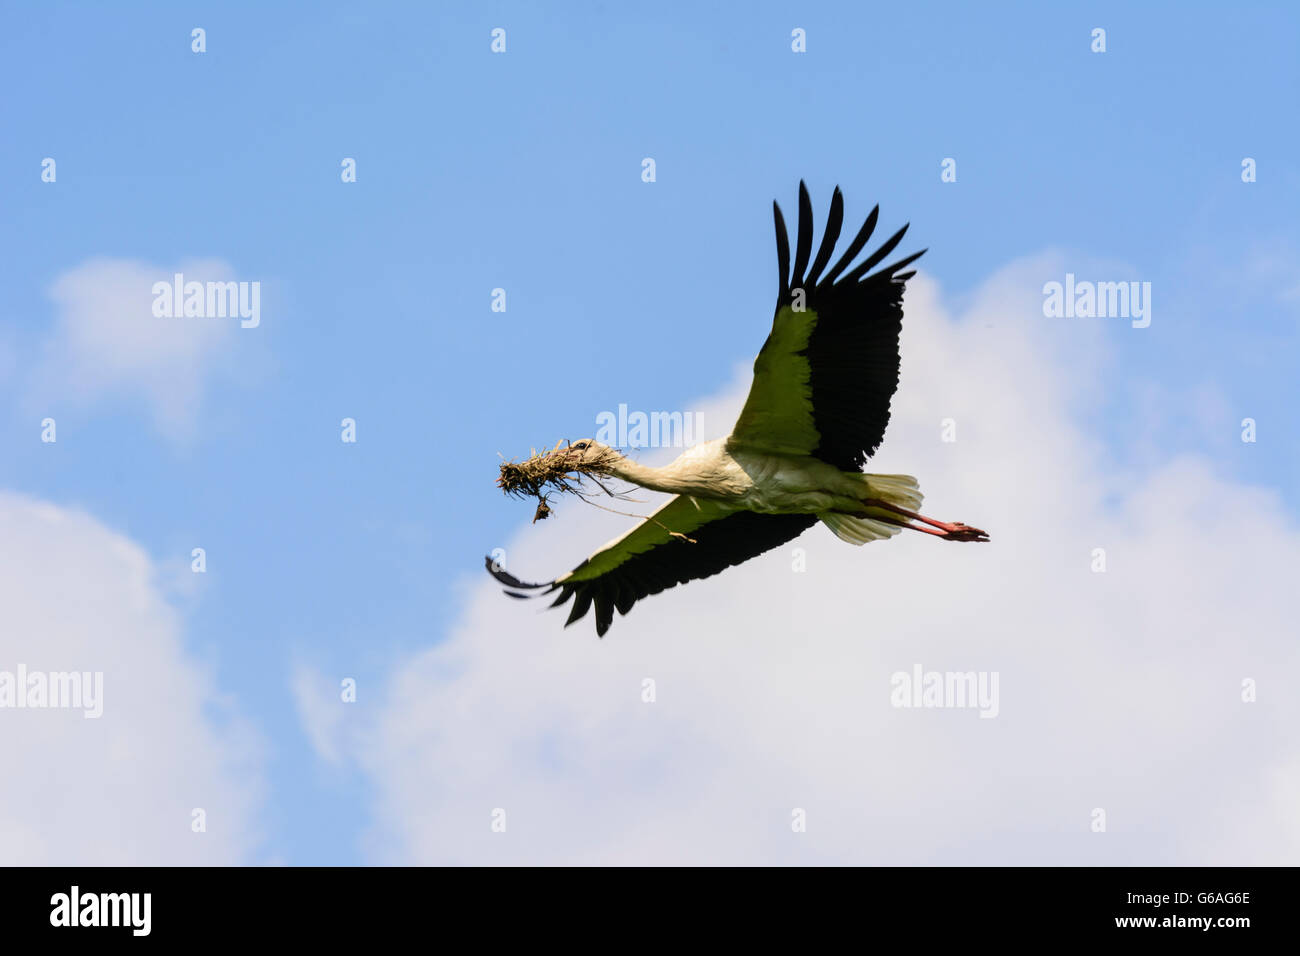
[[605, 456, 692, 495]]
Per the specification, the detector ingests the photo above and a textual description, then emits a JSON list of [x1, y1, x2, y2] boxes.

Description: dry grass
[[497, 440, 623, 522]]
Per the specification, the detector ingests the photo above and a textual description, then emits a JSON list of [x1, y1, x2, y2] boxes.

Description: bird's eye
[[573, 441, 588, 451]]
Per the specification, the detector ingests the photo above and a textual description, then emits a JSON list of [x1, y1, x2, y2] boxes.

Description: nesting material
[[497, 440, 622, 522]]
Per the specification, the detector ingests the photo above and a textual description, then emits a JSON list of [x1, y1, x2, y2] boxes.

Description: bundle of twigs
[[497, 440, 624, 522]]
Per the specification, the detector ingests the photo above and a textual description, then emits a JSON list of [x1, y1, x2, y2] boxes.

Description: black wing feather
[[806, 186, 843, 287], [770, 186, 924, 470], [565, 589, 592, 626], [823, 204, 878, 285], [772, 202, 791, 298], [790, 181, 815, 285], [485, 512, 815, 637], [841, 223, 910, 284]]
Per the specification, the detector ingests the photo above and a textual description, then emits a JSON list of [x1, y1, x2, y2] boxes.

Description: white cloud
[[0, 491, 265, 864], [29, 258, 262, 439], [313, 256, 1300, 865]]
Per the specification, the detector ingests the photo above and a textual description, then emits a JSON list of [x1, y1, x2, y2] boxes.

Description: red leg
[[859, 500, 990, 543]]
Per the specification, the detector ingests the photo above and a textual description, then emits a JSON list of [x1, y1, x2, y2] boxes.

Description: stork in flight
[[488, 183, 988, 636]]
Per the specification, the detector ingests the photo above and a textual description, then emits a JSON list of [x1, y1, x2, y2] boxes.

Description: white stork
[[488, 182, 988, 636]]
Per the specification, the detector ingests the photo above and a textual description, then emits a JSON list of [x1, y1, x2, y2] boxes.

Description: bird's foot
[[937, 522, 989, 543]]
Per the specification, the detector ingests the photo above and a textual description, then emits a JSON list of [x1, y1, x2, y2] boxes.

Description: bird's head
[[563, 438, 617, 472]]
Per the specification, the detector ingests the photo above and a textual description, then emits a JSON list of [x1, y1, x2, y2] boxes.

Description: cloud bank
[[0, 492, 264, 864], [310, 257, 1299, 865]]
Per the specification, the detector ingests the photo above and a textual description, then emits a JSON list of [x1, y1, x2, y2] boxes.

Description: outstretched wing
[[729, 182, 925, 471], [486, 495, 816, 637]]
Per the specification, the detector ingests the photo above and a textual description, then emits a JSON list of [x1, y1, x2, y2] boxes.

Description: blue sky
[[1, 2, 1296, 865]]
